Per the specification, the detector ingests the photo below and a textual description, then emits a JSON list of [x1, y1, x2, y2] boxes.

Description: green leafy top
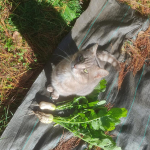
[[50, 0, 81, 24], [53, 79, 127, 150]]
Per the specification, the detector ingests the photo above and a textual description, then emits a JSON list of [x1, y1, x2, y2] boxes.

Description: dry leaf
[[137, 31, 145, 38], [12, 31, 23, 47]]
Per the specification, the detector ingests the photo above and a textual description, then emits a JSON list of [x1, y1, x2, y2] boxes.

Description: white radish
[[40, 114, 53, 124], [39, 101, 56, 110], [34, 111, 53, 124]]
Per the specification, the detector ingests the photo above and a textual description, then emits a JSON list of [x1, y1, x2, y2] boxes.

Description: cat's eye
[[78, 54, 84, 62], [83, 69, 88, 74]]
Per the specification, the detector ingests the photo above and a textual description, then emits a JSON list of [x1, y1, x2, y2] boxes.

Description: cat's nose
[[72, 64, 76, 69]]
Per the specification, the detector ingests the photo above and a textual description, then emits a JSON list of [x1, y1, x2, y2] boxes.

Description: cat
[[47, 44, 120, 99]]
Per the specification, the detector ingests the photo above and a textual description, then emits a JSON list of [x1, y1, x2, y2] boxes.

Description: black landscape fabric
[[1, 0, 150, 150]]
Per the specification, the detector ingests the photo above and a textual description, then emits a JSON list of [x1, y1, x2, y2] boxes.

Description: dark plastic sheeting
[[1, 0, 150, 150]]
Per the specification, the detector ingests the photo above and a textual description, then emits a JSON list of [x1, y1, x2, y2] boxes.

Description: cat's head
[[71, 44, 98, 70], [71, 44, 109, 82]]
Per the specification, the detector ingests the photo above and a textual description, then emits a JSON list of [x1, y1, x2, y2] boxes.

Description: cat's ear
[[91, 43, 98, 56], [94, 68, 109, 79]]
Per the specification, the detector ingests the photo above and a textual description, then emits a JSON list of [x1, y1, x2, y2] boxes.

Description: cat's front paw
[[47, 85, 53, 92], [51, 92, 59, 100]]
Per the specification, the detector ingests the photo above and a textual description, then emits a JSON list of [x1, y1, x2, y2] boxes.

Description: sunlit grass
[[118, 1, 150, 89], [119, 0, 150, 16], [0, 0, 83, 135]]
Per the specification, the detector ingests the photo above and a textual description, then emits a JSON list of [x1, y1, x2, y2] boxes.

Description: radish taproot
[[39, 101, 56, 110], [34, 111, 53, 124]]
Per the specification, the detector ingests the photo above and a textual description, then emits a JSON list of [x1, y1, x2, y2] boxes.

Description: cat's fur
[[47, 44, 120, 99]]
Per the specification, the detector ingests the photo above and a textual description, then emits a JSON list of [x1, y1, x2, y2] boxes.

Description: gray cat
[[47, 44, 120, 99]]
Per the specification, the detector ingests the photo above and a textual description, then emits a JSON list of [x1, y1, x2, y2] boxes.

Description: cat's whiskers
[[54, 54, 71, 63], [68, 43, 78, 54], [68, 43, 72, 54], [58, 47, 71, 61]]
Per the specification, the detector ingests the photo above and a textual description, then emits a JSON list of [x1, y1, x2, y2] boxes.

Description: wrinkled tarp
[[1, 0, 150, 150]]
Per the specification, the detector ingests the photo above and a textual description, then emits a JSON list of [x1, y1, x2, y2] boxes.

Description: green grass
[[0, 102, 13, 134], [8, 0, 82, 62], [0, 0, 86, 136]]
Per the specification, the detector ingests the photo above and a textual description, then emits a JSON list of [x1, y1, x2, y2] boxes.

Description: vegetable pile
[[34, 79, 127, 150]]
